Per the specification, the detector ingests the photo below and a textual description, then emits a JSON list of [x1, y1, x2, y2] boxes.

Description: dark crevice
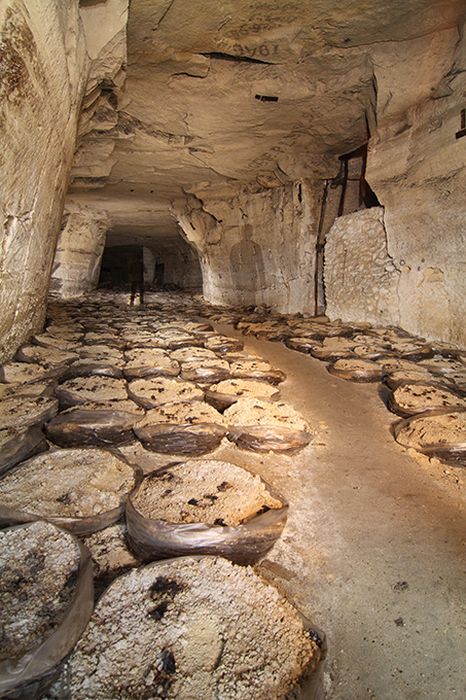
[[172, 72, 208, 79], [255, 94, 279, 102], [201, 51, 271, 65]]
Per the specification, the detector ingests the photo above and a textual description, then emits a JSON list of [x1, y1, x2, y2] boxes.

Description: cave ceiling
[[68, 0, 465, 240]]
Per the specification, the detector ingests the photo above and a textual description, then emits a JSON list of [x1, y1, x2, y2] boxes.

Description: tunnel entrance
[[99, 245, 143, 289], [99, 234, 202, 293]]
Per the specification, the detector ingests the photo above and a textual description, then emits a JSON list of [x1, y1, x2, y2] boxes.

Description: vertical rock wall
[[0, 0, 129, 362], [50, 208, 109, 298], [176, 180, 321, 313], [0, 0, 88, 361], [365, 24, 466, 345], [324, 208, 401, 326], [151, 235, 202, 291], [322, 24, 465, 345]]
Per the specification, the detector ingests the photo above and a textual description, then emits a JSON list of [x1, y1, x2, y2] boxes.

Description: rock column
[[50, 209, 109, 298]]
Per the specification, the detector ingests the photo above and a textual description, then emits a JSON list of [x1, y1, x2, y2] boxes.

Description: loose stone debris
[[58, 557, 318, 699]]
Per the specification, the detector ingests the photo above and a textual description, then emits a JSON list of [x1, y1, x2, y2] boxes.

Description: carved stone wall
[[149, 235, 202, 291], [366, 22, 466, 345], [0, 0, 89, 362], [177, 180, 321, 313], [0, 0, 128, 361]]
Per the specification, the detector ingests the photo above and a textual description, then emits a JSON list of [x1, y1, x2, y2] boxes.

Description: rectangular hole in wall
[[255, 94, 279, 102]]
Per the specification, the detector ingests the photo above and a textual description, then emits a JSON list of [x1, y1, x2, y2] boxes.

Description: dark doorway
[[154, 263, 165, 287], [98, 245, 144, 289]]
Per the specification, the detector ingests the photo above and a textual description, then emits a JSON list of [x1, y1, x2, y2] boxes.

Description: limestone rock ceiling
[[68, 0, 465, 237]]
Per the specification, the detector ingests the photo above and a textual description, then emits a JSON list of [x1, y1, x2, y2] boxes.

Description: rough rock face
[[324, 208, 401, 327], [71, 0, 129, 186], [65, 0, 460, 343], [153, 235, 203, 290], [0, 0, 88, 362], [0, 0, 129, 362], [366, 24, 466, 345], [177, 181, 320, 313], [50, 207, 109, 298]]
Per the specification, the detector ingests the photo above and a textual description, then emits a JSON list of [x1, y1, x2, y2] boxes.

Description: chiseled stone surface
[[67, 0, 464, 239], [1, 0, 465, 361], [65, 0, 463, 345]]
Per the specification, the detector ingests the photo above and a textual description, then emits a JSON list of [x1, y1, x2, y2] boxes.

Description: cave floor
[[4, 291, 465, 698], [209, 322, 465, 700]]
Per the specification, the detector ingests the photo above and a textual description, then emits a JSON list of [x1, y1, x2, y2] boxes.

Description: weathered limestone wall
[[324, 208, 401, 326], [70, 0, 128, 186], [151, 235, 202, 290], [0, 0, 129, 362], [176, 181, 321, 313], [365, 23, 466, 345], [0, 0, 89, 361], [50, 208, 109, 298], [323, 24, 465, 345]]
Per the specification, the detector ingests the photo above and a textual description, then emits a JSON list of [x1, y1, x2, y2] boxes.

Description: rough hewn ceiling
[[68, 0, 465, 239]]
